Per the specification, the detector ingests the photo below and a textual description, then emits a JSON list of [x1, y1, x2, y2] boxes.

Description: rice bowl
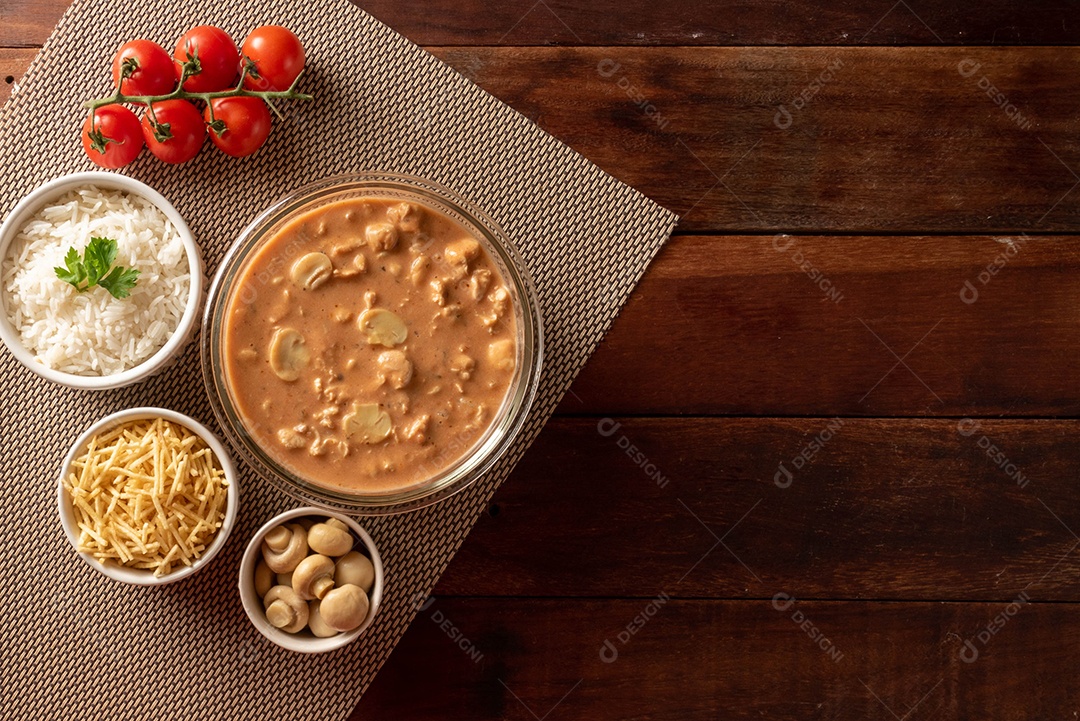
[[0, 172, 202, 389]]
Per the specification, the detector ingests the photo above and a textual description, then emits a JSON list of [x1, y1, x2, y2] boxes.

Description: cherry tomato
[[111, 40, 176, 101], [240, 26, 305, 91], [81, 105, 143, 168], [205, 97, 272, 157], [174, 25, 240, 92], [142, 100, 205, 164]]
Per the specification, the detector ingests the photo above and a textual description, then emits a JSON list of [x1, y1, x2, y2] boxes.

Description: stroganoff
[[223, 197, 517, 492]]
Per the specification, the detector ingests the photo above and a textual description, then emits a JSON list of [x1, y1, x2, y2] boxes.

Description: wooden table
[[5, 2, 1080, 718]]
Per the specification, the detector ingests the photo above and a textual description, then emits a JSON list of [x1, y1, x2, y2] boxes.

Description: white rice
[[2, 185, 190, 376]]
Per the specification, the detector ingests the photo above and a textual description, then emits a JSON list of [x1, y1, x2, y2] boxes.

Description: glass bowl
[[201, 173, 543, 515]]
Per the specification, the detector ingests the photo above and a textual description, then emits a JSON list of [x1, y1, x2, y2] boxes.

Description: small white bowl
[[239, 507, 384, 653], [0, 171, 204, 390], [57, 407, 240, 586]]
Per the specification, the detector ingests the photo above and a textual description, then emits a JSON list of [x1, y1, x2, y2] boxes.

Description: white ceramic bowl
[[239, 507, 384, 653], [0, 171, 204, 390], [57, 407, 240, 586]]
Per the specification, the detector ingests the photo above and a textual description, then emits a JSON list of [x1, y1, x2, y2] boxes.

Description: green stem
[[82, 67, 313, 111]]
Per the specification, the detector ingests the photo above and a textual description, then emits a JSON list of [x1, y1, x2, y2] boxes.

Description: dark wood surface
[[4, 2, 1079, 719], [360, 598, 1080, 720], [8, 1, 1080, 46], [429, 47, 1080, 233], [438, 418, 1080, 600]]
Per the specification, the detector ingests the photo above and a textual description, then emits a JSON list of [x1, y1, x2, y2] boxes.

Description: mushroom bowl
[[238, 506, 384, 653]]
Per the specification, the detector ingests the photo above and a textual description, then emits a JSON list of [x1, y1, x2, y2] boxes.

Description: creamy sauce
[[223, 198, 516, 493]]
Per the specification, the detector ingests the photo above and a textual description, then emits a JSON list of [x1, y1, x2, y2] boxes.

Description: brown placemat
[[0, 1, 677, 717]]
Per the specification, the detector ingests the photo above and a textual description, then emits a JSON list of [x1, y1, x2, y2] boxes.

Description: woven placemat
[[0, 1, 677, 717]]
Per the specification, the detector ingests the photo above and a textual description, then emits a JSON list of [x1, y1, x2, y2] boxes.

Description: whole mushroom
[[307, 600, 339, 638], [308, 520, 354, 557], [335, 551, 375, 593], [254, 561, 275, 598], [292, 554, 336, 600], [262, 523, 309, 573], [319, 583, 370, 632], [263, 585, 309, 634]]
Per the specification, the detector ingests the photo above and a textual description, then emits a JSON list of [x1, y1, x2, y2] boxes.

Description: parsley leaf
[[98, 265, 141, 299], [53, 246, 87, 287], [83, 236, 117, 286], [54, 237, 140, 299]]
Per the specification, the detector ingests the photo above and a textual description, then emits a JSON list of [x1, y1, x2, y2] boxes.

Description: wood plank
[[360, 0, 1080, 46], [355, 597, 1080, 719], [8, 0, 1080, 47], [566, 234, 1080, 416], [6, 45, 1080, 234], [0, 48, 33, 107], [434, 418, 1080, 600], [428, 46, 1080, 232], [4, 45, 1077, 415], [0, 1, 63, 48]]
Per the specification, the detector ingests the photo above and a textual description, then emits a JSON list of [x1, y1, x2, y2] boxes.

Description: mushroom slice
[[358, 308, 407, 347], [366, 222, 399, 252], [488, 338, 515, 372], [376, 350, 413, 389], [269, 328, 310, 381], [342, 403, 392, 445], [290, 252, 333, 290]]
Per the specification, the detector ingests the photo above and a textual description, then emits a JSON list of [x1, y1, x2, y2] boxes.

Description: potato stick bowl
[[57, 407, 239, 586]]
